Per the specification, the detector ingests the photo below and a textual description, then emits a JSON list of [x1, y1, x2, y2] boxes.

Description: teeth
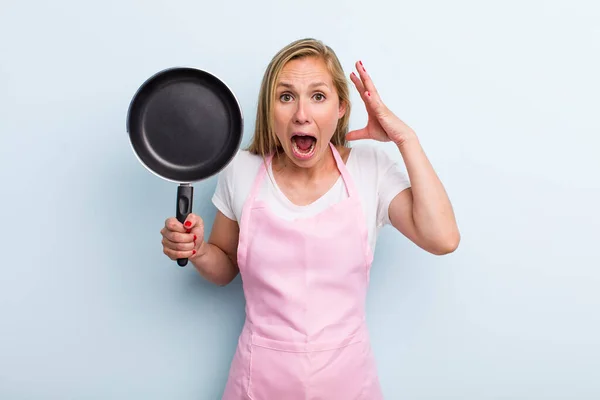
[[292, 140, 316, 155]]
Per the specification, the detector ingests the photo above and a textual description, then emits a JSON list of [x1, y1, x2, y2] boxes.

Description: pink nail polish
[[367, 91, 371, 97]]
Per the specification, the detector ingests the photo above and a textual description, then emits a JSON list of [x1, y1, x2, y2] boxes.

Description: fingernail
[[186, 229, 191, 233], [360, 60, 365, 70], [192, 250, 196, 255], [367, 91, 371, 97], [184, 221, 192, 227], [193, 235, 197, 241]]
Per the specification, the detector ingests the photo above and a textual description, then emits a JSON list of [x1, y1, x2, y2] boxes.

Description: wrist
[[394, 131, 419, 150], [191, 242, 210, 263]]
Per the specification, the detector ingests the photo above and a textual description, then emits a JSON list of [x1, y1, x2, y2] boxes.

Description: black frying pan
[[126, 67, 243, 267]]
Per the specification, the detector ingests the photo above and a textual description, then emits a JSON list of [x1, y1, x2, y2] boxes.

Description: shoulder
[[212, 149, 264, 221], [346, 142, 410, 200], [228, 148, 264, 169], [347, 142, 401, 173], [346, 143, 411, 229], [219, 149, 264, 182], [214, 149, 264, 200]]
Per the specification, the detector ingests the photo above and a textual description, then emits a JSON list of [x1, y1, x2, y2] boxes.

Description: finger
[[350, 73, 380, 116], [161, 227, 195, 244], [189, 226, 203, 244], [350, 71, 375, 110], [165, 217, 187, 233], [350, 71, 366, 99], [163, 246, 197, 261], [355, 60, 378, 96], [183, 213, 204, 232], [187, 218, 204, 244], [355, 60, 385, 108], [346, 127, 369, 141], [355, 61, 389, 115], [162, 236, 195, 252]]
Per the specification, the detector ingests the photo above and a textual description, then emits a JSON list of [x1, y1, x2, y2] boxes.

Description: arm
[[388, 137, 460, 255], [347, 60, 460, 255], [190, 211, 240, 286]]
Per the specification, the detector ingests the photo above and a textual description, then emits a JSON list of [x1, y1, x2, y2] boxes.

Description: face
[[273, 56, 346, 168]]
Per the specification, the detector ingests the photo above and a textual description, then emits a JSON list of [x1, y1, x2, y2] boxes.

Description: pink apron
[[222, 143, 383, 399]]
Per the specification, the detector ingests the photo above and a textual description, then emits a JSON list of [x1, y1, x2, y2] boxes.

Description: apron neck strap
[[250, 142, 358, 201], [328, 142, 358, 198]]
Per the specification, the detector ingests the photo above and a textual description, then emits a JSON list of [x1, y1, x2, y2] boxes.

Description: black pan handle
[[176, 184, 194, 267]]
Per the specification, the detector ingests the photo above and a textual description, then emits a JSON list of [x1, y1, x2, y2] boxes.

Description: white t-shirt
[[211, 143, 411, 252]]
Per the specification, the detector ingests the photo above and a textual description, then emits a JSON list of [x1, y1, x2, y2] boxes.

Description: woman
[[160, 38, 459, 399]]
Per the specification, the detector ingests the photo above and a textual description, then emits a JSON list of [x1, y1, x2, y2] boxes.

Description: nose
[[293, 98, 310, 125]]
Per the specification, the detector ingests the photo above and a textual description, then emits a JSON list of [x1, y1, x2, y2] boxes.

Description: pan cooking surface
[[128, 68, 243, 183]]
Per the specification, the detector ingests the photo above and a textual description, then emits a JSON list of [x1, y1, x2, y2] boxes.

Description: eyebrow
[[277, 81, 329, 89]]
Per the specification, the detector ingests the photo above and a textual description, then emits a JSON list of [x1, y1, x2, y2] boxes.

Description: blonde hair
[[246, 38, 351, 158]]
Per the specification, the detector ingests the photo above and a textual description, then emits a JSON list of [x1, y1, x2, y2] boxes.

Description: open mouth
[[291, 134, 317, 159]]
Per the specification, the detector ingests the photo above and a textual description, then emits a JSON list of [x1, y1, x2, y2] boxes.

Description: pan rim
[[126, 66, 244, 184]]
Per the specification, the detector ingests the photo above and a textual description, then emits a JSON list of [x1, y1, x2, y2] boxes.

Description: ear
[[338, 100, 347, 119]]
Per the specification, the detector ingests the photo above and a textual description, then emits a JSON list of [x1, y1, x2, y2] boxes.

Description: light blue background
[[1, 0, 599, 399]]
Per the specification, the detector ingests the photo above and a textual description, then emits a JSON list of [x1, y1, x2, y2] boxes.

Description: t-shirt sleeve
[[211, 156, 237, 221], [376, 150, 411, 227]]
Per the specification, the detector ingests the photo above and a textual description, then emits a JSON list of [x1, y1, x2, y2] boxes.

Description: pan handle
[[176, 184, 194, 267]]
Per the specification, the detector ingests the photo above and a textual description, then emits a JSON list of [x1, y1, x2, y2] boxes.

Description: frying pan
[[126, 67, 243, 267]]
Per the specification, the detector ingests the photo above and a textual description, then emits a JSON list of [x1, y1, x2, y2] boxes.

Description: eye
[[313, 93, 326, 102], [280, 93, 293, 102]]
